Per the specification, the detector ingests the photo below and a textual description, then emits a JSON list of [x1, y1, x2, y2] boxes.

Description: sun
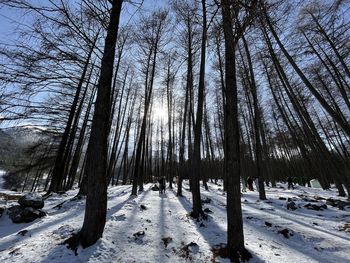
[[152, 104, 168, 121]]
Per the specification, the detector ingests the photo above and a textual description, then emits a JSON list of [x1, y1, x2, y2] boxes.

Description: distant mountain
[[2, 126, 44, 146], [0, 126, 53, 190], [0, 126, 45, 167], [0, 129, 16, 160]]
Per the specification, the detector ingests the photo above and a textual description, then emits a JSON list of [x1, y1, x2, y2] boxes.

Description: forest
[[0, 0, 349, 262]]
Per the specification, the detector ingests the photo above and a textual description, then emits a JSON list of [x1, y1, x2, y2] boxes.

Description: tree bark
[[76, 0, 123, 248], [190, 0, 206, 219], [221, 0, 251, 260]]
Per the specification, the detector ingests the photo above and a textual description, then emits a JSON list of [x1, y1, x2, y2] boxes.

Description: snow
[[19, 192, 42, 202], [0, 182, 349, 263]]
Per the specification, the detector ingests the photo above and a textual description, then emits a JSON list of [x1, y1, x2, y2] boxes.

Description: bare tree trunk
[[221, 0, 254, 260], [241, 36, 266, 199], [166, 56, 174, 189], [70, 0, 123, 248], [49, 37, 96, 193], [264, 10, 350, 138], [190, 0, 206, 219], [131, 12, 167, 195]]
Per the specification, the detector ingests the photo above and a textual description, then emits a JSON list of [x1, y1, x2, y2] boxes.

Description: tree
[[67, 0, 123, 248], [172, 0, 199, 197], [131, 10, 168, 195], [220, 0, 257, 260], [190, 0, 207, 218], [241, 35, 266, 200]]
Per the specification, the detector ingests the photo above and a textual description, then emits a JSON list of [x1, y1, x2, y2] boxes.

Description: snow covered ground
[[0, 181, 349, 263]]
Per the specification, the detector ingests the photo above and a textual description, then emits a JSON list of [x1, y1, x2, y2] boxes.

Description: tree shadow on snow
[[36, 187, 152, 262], [176, 192, 265, 263], [244, 199, 350, 243], [0, 215, 38, 239], [198, 187, 350, 263], [243, 215, 350, 263]]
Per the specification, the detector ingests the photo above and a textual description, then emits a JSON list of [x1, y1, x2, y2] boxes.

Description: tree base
[[189, 211, 208, 221], [212, 243, 252, 262], [63, 231, 99, 254], [235, 247, 253, 262], [64, 233, 80, 255]]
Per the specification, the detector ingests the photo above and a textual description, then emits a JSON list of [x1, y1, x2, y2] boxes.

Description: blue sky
[[0, 5, 20, 43], [0, 0, 168, 42], [0, 0, 170, 129]]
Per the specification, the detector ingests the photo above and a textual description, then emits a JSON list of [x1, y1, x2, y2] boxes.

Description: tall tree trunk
[[221, 0, 252, 260], [190, 0, 206, 219], [49, 37, 96, 193], [264, 10, 350, 138], [241, 36, 266, 200], [166, 56, 174, 189], [132, 20, 163, 195], [73, 0, 123, 248]]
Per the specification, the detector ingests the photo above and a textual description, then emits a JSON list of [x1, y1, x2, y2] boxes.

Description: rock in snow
[[304, 203, 327, 211], [8, 205, 46, 223], [151, 185, 159, 191], [286, 200, 297, 210], [161, 236, 173, 248], [5, 192, 46, 223], [0, 207, 5, 218], [326, 198, 350, 210], [18, 193, 44, 209]]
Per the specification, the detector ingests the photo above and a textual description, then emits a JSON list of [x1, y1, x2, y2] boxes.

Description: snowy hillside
[[0, 126, 44, 147], [0, 182, 349, 263]]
